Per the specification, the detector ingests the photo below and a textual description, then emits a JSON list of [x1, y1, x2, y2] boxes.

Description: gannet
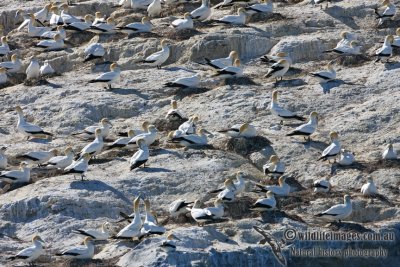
[[324, 40, 361, 55], [286, 111, 318, 140], [393, 28, 400, 47], [169, 199, 193, 217], [140, 199, 166, 237], [60, 4, 81, 24], [315, 195, 352, 222], [34, 4, 52, 23], [0, 36, 10, 57], [118, 16, 153, 34], [190, 0, 211, 21], [0, 67, 7, 84], [72, 222, 110, 241], [382, 143, 397, 160], [204, 51, 239, 70], [15, 106, 53, 139], [310, 62, 336, 83], [211, 171, 245, 195], [73, 118, 112, 138], [245, 0, 273, 14], [250, 191, 276, 211], [0, 162, 30, 184], [217, 7, 247, 25], [217, 178, 236, 202], [128, 125, 158, 146], [27, 14, 52, 37], [203, 199, 224, 219], [338, 149, 355, 166], [166, 72, 200, 88], [56, 237, 95, 259], [142, 39, 170, 69], [0, 54, 22, 73], [171, 13, 194, 30], [337, 31, 358, 48], [26, 59, 40, 80], [177, 116, 198, 134], [160, 233, 181, 252], [147, 0, 162, 17], [361, 177, 377, 196], [64, 153, 91, 180], [260, 52, 292, 66], [375, 0, 396, 26], [131, 0, 153, 10], [313, 177, 331, 193], [214, 0, 239, 9], [40, 60, 55, 75], [118, 121, 150, 137], [49, 6, 63, 26], [44, 147, 74, 169], [116, 196, 142, 238], [168, 128, 208, 147], [130, 138, 149, 170], [41, 25, 66, 40], [190, 199, 214, 226], [106, 130, 135, 150], [92, 12, 106, 25], [88, 63, 121, 89], [15, 10, 32, 31], [318, 132, 341, 162], [263, 155, 285, 179], [265, 59, 290, 81], [256, 176, 290, 196], [0, 147, 7, 169], [89, 18, 116, 34], [218, 122, 256, 138], [36, 34, 65, 51], [116, 0, 131, 8], [215, 59, 243, 77], [17, 149, 58, 166], [9, 235, 44, 264], [84, 43, 105, 62], [270, 91, 306, 124], [375, 35, 394, 62], [76, 129, 104, 159], [64, 14, 93, 31], [165, 100, 188, 120]]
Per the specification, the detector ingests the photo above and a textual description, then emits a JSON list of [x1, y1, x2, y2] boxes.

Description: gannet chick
[[131, 0, 153, 10], [41, 25, 66, 40], [26, 59, 40, 80], [0, 36, 10, 57], [142, 39, 170, 69], [217, 122, 256, 138], [204, 51, 239, 70], [118, 16, 153, 34], [217, 7, 247, 25], [338, 149, 355, 166], [140, 199, 166, 237], [40, 60, 55, 76], [270, 91, 306, 124], [89, 17, 116, 34], [88, 63, 121, 89], [44, 147, 74, 169], [49, 6, 63, 26], [318, 132, 341, 162], [15, 106, 53, 139], [0, 147, 7, 169], [147, 0, 161, 17], [0, 54, 22, 73], [215, 59, 243, 77], [217, 178, 236, 202], [171, 13, 193, 30], [165, 100, 188, 120], [34, 3, 52, 23], [310, 62, 336, 83], [116, 196, 142, 239], [260, 51, 292, 66], [0, 162, 30, 184], [190, 199, 213, 226], [160, 233, 181, 252], [313, 177, 331, 193], [286, 111, 318, 141], [64, 153, 91, 180], [250, 191, 276, 211], [27, 14, 52, 37], [165, 72, 200, 88], [265, 59, 290, 81], [375, 35, 394, 62], [315, 195, 352, 222], [76, 129, 104, 159], [375, 0, 396, 26], [9, 235, 44, 264], [361, 177, 377, 196], [256, 176, 290, 196], [128, 125, 158, 146], [203, 199, 224, 219], [56, 237, 95, 259], [106, 130, 135, 150], [324, 40, 361, 55], [168, 128, 208, 147], [263, 155, 285, 179], [0, 67, 7, 84], [17, 149, 58, 167], [393, 28, 400, 47], [190, 0, 211, 21], [36, 34, 65, 51], [84, 43, 105, 62], [64, 14, 93, 31], [60, 4, 81, 24], [130, 138, 149, 170], [92, 11, 106, 25], [73, 118, 112, 138], [382, 143, 397, 160], [169, 199, 193, 217], [72, 222, 110, 241], [245, 0, 273, 14]]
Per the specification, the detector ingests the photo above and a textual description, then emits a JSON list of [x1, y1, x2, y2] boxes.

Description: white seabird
[[310, 62, 336, 83], [190, 199, 214, 226], [0, 54, 22, 73], [313, 177, 331, 193], [116, 196, 142, 239], [337, 31, 358, 48], [76, 129, 104, 159], [245, 0, 273, 14], [140, 199, 166, 237], [130, 138, 149, 170], [392, 28, 400, 47], [191, 0, 211, 21], [88, 63, 121, 89], [0, 162, 30, 184], [263, 155, 285, 179], [250, 191, 276, 211], [0, 147, 7, 169], [338, 149, 355, 166], [89, 17, 116, 34], [168, 128, 208, 147], [64, 14, 93, 31], [171, 13, 194, 30], [265, 59, 290, 81], [147, 0, 162, 17], [382, 143, 397, 160], [0, 67, 7, 84], [210, 171, 245, 195], [26, 59, 40, 80], [286, 111, 318, 140], [270, 91, 306, 124], [375, 0, 396, 26], [175, 116, 198, 135], [375, 35, 394, 62], [142, 39, 170, 69], [27, 14, 52, 37], [73, 118, 112, 139], [217, 122, 257, 138], [49, 6, 63, 26], [128, 125, 158, 146], [165, 100, 188, 120], [36, 34, 65, 51], [204, 50, 239, 70], [40, 60, 55, 75], [160, 233, 181, 252], [41, 25, 66, 40], [15, 106, 53, 139], [60, 4, 81, 24], [106, 130, 135, 150], [260, 51, 292, 66], [169, 199, 193, 217], [72, 222, 110, 241], [9, 235, 45, 264], [217, 7, 247, 25], [361, 177, 377, 196], [92, 12, 106, 25], [318, 132, 341, 162], [34, 4, 52, 23], [256, 176, 290, 196], [117, 16, 153, 34], [215, 59, 243, 77], [315, 195, 352, 222], [17, 149, 58, 166], [217, 178, 236, 202], [64, 153, 91, 180], [0, 36, 10, 57], [324, 40, 361, 55], [56, 237, 95, 259], [203, 199, 224, 219], [44, 147, 74, 169], [131, 0, 153, 10]]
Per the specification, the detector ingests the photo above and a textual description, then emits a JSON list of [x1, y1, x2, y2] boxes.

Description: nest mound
[[152, 117, 188, 132], [223, 136, 273, 156]]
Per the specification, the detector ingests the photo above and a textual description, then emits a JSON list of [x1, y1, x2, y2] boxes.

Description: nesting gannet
[[64, 153, 91, 180], [9, 235, 44, 264], [203, 199, 224, 219], [147, 0, 162, 17], [286, 111, 318, 140], [338, 149, 355, 166], [190, 199, 213, 226], [89, 18, 116, 34], [64, 14, 93, 31], [177, 116, 198, 135], [265, 59, 290, 81], [375, 0, 396, 26], [34, 4, 52, 23], [218, 7, 247, 25], [0, 67, 7, 84], [215, 59, 243, 77], [15, 10, 32, 31], [0, 147, 7, 169], [165, 100, 188, 120], [310, 62, 336, 83], [128, 125, 158, 146], [169, 199, 193, 217], [44, 147, 74, 169], [166, 72, 200, 88], [263, 155, 285, 179], [257, 176, 290, 196], [217, 178, 236, 202], [106, 130, 135, 150], [84, 43, 105, 62], [318, 132, 341, 162], [130, 138, 149, 170], [41, 25, 66, 40], [260, 52, 292, 66], [0, 162, 30, 184], [313, 177, 331, 193], [324, 40, 361, 55], [142, 39, 170, 69], [0, 36, 10, 57], [40, 60, 55, 76], [245, 0, 273, 14], [375, 35, 394, 62], [49, 6, 63, 26], [0, 54, 22, 73], [116, 0, 131, 8], [204, 51, 239, 70], [211, 171, 245, 195], [26, 59, 40, 80], [250, 191, 276, 211], [190, 0, 211, 21], [116, 196, 142, 238], [118, 16, 153, 34], [168, 128, 208, 147], [393, 28, 400, 47], [15, 106, 53, 139], [160, 233, 181, 252], [88, 63, 121, 89], [218, 122, 256, 138], [270, 91, 305, 124], [27, 14, 52, 37], [131, 0, 153, 10], [60, 4, 81, 24], [337, 31, 358, 48], [36, 34, 65, 51], [92, 12, 106, 25], [118, 121, 150, 137], [315, 195, 352, 222], [382, 143, 397, 160], [171, 13, 194, 30], [361, 177, 377, 196], [72, 222, 110, 241], [140, 199, 166, 237], [17, 149, 58, 166], [56, 237, 95, 259], [73, 118, 112, 138], [76, 129, 104, 159]]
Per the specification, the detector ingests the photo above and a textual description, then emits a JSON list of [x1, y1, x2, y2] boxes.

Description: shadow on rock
[[70, 180, 131, 204]]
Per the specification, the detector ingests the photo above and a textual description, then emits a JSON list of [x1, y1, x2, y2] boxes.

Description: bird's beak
[[203, 129, 214, 137]]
